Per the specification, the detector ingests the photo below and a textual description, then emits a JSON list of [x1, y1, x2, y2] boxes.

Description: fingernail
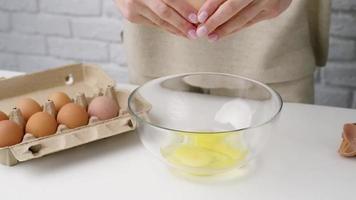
[[208, 34, 218, 42], [188, 29, 197, 40], [188, 13, 198, 24], [198, 11, 208, 23], [196, 26, 208, 37]]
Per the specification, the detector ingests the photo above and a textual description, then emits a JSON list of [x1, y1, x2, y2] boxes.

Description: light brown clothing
[[124, 0, 330, 102], [269, 75, 314, 104]]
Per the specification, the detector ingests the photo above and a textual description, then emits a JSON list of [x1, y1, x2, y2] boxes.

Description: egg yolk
[[161, 132, 248, 175]]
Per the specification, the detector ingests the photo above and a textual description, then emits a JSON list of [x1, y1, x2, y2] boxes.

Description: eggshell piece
[[48, 92, 71, 112], [16, 98, 42, 121], [0, 111, 8, 121], [26, 112, 58, 138], [0, 120, 24, 148], [57, 103, 89, 129], [339, 123, 356, 157], [343, 123, 356, 145], [88, 96, 120, 120]]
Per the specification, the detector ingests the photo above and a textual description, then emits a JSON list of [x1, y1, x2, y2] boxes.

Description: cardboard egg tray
[[0, 64, 150, 166]]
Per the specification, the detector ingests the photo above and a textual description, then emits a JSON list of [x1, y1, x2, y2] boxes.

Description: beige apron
[[124, 0, 330, 103]]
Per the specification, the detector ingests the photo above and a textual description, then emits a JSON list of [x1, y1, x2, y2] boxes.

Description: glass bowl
[[128, 73, 283, 176]]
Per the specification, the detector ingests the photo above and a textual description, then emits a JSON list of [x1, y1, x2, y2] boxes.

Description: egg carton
[[0, 64, 150, 166]]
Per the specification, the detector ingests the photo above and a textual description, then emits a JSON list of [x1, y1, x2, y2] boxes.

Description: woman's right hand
[[115, 0, 198, 39]]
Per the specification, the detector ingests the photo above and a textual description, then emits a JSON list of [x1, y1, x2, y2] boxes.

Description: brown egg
[[57, 103, 89, 129], [26, 112, 57, 138], [48, 92, 71, 112], [88, 96, 120, 120], [16, 98, 42, 121], [0, 120, 24, 148], [0, 111, 8, 121]]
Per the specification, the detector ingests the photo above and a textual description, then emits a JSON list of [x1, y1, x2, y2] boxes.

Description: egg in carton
[[17, 85, 124, 142], [0, 64, 151, 166]]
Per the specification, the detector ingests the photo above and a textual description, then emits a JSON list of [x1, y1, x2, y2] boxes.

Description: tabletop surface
[[0, 70, 355, 200]]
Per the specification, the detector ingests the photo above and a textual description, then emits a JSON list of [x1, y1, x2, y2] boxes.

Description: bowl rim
[[128, 72, 283, 134]]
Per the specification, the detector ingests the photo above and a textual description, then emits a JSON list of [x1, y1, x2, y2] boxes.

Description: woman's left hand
[[196, 0, 292, 41]]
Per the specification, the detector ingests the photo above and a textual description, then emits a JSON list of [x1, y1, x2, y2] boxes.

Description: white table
[[0, 70, 355, 200]]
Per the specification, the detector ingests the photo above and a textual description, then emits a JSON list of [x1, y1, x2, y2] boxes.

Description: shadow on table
[[169, 159, 260, 186], [20, 131, 141, 174]]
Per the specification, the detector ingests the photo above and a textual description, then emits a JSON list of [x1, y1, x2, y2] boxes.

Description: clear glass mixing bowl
[[128, 73, 283, 176]]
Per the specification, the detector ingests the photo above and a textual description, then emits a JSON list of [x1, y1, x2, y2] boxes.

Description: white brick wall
[[40, 0, 101, 16], [0, 11, 9, 31], [0, 0, 38, 12], [328, 37, 355, 61], [48, 37, 109, 61], [72, 18, 123, 42], [0, 0, 128, 83], [316, 0, 356, 108], [0, 0, 355, 108], [0, 33, 46, 54], [12, 13, 71, 36]]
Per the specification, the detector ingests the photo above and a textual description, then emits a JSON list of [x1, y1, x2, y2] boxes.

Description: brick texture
[[103, 0, 123, 19], [331, 13, 356, 38], [0, 0, 38, 12], [315, 85, 352, 108], [0, 33, 46, 55], [16, 55, 73, 72], [328, 37, 355, 61], [0, 53, 18, 70], [110, 44, 127, 65], [48, 37, 109, 62], [0, 0, 356, 108], [0, 11, 10, 31], [40, 0, 101, 16], [72, 18, 123, 42], [318, 0, 356, 108], [12, 13, 71, 36], [323, 62, 356, 87], [332, 0, 356, 10]]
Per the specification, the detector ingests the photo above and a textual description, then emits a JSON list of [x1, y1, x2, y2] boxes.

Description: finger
[[140, 5, 191, 38], [137, 15, 158, 26], [147, 0, 196, 37], [196, 0, 253, 37], [141, 17, 183, 37], [207, 1, 263, 41], [243, 10, 271, 28], [242, 0, 292, 29], [162, 0, 199, 24], [277, 0, 292, 14], [197, 0, 225, 23]]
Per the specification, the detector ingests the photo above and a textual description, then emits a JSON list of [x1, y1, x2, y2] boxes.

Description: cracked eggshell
[[339, 123, 356, 157]]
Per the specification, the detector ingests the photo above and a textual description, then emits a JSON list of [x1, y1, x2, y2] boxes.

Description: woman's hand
[[196, 0, 292, 41], [115, 0, 199, 39]]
